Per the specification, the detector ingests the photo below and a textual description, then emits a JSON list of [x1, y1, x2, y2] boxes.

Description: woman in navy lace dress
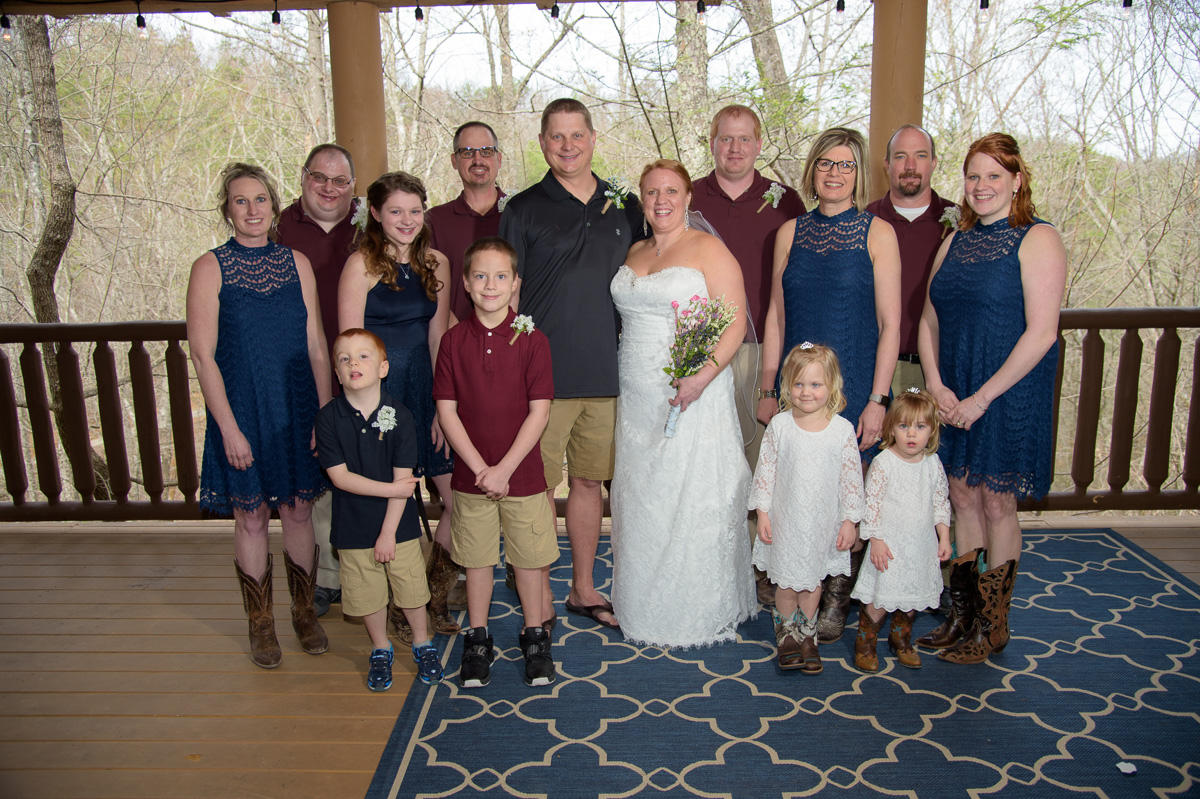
[[188, 162, 332, 669], [338, 172, 459, 636], [917, 133, 1066, 664], [758, 127, 901, 643]]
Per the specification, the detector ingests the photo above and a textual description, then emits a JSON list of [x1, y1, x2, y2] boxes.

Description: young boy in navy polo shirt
[[315, 329, 444, 691], [433, 237, 558, 688]]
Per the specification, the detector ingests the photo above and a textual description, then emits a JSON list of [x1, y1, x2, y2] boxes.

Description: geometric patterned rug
[[366, 530, 1200, 798]]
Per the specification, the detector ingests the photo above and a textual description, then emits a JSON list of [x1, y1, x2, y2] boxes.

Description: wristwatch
[[868, 393, 891, 408], [757, 388, 779, 400]]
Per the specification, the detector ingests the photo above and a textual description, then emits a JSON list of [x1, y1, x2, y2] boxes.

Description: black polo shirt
[[498, 171, 643, 398], [315, 390, 421, 550]]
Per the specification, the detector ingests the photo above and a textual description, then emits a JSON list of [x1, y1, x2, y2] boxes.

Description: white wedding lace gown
[[609, 265, 757, 648]]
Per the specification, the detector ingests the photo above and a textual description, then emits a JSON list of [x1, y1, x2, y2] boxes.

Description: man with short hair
[[276, 143, 358, 615], [691, 105, 804, 605], [428, 122, 507, 326], [499, 98, 642, 630], [865, 124, 956, 395]]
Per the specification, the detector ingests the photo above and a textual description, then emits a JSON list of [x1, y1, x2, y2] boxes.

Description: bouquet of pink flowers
[[662, 293, 738, 437]]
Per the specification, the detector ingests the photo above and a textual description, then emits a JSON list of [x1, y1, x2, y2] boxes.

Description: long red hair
[[958, 133, 1036, 229]]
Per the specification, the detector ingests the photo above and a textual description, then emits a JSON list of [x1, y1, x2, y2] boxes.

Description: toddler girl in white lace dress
[[749, 343, 865, 675], [850, 388, 951, 673]]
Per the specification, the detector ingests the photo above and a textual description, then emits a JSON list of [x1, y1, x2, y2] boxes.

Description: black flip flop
[[564, 600, 620, 631]]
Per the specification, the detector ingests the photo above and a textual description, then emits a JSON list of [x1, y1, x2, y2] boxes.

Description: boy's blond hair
[[778, 343, 846, 417], [879, 389, 941, 455]]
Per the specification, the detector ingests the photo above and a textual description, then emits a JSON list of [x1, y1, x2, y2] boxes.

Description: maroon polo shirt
[[432, 307, 554, 497], [866, 189, 957, 355], [275, 199, 359, 382], [427, 190, 505, 325], [691, 170, 805, 342]]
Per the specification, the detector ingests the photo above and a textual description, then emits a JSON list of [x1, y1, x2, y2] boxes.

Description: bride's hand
[[670, 372, 712, 413]]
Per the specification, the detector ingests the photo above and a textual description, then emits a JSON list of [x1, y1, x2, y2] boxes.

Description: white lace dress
[[748, 413, 865, 591], [851, 448, 952, 611], [609, 265, 757, 648]]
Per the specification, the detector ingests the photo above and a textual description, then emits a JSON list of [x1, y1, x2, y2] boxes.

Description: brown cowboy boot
[[816, 546, 865, 643], [283, 546, 329, 655], [939, 559, 1017, 664], [917, 548, 983, 649], [854, 610, 883, 673], [773, 609, 804, 670], [888, 611, 922, 669], [425, 543, 462, 634], [797, 610, 823, 675], [235, 557, 282, 669], [389, 603, 414, 646]]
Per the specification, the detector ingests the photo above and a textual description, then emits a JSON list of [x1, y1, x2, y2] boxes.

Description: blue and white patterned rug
[[366, 530, 1200, 798]]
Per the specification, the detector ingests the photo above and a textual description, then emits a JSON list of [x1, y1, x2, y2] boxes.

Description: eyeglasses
[[814, 159, 858, 174], [454, 146, 499, 159], [304, 166, 353, 188]]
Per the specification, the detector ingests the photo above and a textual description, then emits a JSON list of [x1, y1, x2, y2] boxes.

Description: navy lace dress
[[780, 207, 880, 461], [199, 238, 326, 515], [928, 219, 1058, 500], [364, 266, 453, 478]]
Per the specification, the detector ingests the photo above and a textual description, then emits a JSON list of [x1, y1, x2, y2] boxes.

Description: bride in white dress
[[609, 159, 757, 647]]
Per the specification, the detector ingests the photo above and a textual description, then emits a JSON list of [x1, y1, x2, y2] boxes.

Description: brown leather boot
[[888, 611, 921, 669], [816, 546, 865, 643], [796, 610, 823, 674], [755, 568, 776, 607], [283, 546, 329, 655], [426, 543, 462, 634], [235, 557, 281, 669], [389, 603, 414, 646], [773, 609, 804, 670], [917, 548, 983, 649], [854, 611, 883, 673], [939, 559, 1017, 664]]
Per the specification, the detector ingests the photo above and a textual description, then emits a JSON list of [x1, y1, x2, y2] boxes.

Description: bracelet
[[971, 394, 987, 412], [757, 388, 779, 400]]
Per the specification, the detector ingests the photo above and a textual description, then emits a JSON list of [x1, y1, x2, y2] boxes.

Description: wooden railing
[[1, 309, 1197, 521]]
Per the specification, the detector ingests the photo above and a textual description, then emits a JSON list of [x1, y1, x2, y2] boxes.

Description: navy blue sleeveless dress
[[780, 207, 880, 462], [364, 266, 453, 478], [929, 219, 1058, 500], [199, 238, 326, 515]]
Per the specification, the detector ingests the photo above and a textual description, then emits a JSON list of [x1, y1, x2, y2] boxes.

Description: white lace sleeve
[[748, 419, 779, 513], [838, 425, 866, 524], [860, 456, 889, 540], [932, 456, 952, 528]]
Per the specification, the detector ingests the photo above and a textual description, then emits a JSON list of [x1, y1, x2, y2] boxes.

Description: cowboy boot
[[888, 610, 922, 669], [755, 568, 776, 607], [854, 610, 883, 673], [425, 543, 462, 634], [389, 603, 414, 647], [917, 548, 983, 649], [796, 609, 823, 675], [772, 609, 804, 670], [283, 546, 329, 655], [939, 559, 1018, 664], [235, 557, 282, 669], [816, 546, 865, 643]]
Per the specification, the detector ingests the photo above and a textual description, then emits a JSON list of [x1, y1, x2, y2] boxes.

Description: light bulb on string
[[550, 3, 559, 20], [979, 0, 990, 22], [1121, 0, 1132, 20], [271, 1, 281, 37], [135, 0, 148, 38], [696, 0, 706, 25], [415, 4, 423, 23], [1, 14, 11, 43], [835, 0, 846, 25]]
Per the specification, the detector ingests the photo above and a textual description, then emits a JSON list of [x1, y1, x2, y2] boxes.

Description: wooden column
[[868, 0, 928, 201], [328, 1, 388, 186]]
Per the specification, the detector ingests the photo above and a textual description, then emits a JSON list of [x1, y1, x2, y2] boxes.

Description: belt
[[898, 353, 921, 364]]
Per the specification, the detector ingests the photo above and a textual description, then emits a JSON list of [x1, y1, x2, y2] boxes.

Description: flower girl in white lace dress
[[850, 389, 951, 673], [749, 343, 865, 675]]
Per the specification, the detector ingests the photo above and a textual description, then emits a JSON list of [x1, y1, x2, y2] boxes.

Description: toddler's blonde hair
[[879, 389, 941, 455], [778, 343, 846, 417]]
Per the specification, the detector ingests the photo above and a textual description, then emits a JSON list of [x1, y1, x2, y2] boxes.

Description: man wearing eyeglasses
[[427, 122, 506, 326], [275, 143, 358, 617]]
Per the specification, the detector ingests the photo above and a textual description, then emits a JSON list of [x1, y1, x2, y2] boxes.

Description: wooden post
[[868, 0, 928, 201], [328, 1, 388, 186]]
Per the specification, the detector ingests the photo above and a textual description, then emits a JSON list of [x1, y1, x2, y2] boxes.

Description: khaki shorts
[[891, 359, 926, 396], [338, 539, 430, 616], [541, 397, 617, 487], [450, 490, 559, 570]]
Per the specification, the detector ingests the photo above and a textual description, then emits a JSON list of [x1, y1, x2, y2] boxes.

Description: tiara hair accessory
[[800, 341, 814, 349], [906, 386, 922, 394]]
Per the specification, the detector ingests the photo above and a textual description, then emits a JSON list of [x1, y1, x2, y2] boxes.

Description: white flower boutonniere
[[758, 182, 785, 213], [939, 206, 961, 238], [602, 177, 634, 214], [372, 405, 397, 440], [509, 314, 535, 345], [497, 192, 510, 213], [351, 198, 370, 232]]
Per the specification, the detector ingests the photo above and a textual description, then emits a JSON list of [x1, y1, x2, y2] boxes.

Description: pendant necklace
[[398, 262, 411, 280]]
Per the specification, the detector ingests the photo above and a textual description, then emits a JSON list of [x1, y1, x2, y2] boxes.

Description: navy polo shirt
[[315, 390, 421, 550]]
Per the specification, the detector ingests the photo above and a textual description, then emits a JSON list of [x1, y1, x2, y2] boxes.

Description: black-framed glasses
[[454, 146, 499, 159], [815, 159, 857, 174], [304, 166, 353, 188]]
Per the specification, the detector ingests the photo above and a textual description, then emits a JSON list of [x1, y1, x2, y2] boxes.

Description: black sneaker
[[519, 627, 556, 687], [314, 585, 341, 618], [367, 647, 393, 692], [459, 627, 494, 689]]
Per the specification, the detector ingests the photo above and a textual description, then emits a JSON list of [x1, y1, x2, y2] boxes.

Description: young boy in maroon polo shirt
[[433, 237, 559, 688]]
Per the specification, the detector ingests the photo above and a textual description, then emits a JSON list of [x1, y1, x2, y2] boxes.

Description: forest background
[[0, 0, 1196, 509]]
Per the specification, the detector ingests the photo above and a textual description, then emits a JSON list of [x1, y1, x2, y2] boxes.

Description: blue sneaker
[[367, 647, 394, 692], [412, 643, 444, 686]]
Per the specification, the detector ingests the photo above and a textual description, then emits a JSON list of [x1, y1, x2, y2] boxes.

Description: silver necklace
[[398, 262, 411, 280]]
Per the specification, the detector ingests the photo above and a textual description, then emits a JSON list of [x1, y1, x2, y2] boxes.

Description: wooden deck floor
[[0, 517, 1195, 799]]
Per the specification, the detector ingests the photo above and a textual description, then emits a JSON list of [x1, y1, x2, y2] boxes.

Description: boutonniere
[[757, 182, 785, 213], [350, 198, 370, 232], [509, 314, 535, 345], [602, 176, 634, 214], [497, 191, 510, 213], [939, 206, 961, 238], [371, 405, 397, 440]]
